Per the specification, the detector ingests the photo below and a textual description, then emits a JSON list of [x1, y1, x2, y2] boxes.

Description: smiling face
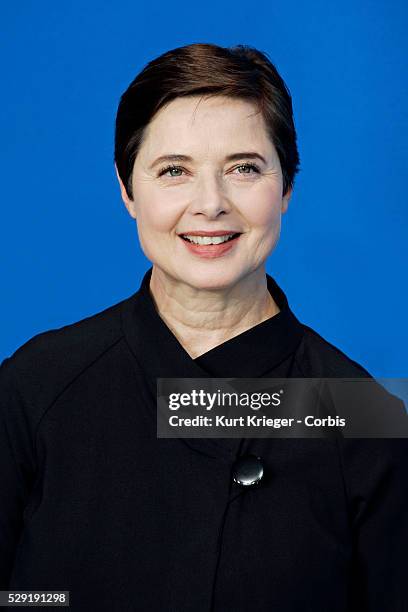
[[116, 95, 292, 290]]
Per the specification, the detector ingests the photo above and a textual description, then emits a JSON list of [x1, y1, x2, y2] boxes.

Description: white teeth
[[183, 234, 235, 245]]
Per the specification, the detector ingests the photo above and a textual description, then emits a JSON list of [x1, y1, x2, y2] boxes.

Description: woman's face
[[116, 95, 292, 290]]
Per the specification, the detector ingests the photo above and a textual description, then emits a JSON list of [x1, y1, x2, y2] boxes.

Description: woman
[[1, 43, 406, 611]]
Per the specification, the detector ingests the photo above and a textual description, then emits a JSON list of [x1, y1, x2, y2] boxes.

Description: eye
[[157, 161, 261, 179], [233, 163, 261, 175], [158, 164, 185, 178]]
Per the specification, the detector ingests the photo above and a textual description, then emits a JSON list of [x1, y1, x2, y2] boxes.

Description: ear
[[115, 164, 137, 219], [281, 186, 293, 214]]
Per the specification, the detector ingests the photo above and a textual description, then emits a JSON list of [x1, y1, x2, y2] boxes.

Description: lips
[[178, 231, 242, 259]]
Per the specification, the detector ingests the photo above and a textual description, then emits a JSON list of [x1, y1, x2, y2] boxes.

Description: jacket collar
[[120, 266, 305, 461], [121, 265, 304, 380]]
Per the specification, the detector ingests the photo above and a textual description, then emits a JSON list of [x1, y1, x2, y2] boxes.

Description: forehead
[[139, 95, 273, 159]]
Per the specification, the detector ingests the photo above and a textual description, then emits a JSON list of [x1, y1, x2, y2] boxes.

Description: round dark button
[[232, 454, 264, 486]]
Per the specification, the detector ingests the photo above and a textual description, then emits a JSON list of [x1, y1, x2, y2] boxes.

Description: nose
[[189, 171, 232, 218]]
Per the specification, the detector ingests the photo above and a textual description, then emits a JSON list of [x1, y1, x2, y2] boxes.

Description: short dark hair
[[114, 42, 300, 199]]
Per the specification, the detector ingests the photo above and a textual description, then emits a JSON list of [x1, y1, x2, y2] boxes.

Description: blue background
[[1, 1, 407, 376]]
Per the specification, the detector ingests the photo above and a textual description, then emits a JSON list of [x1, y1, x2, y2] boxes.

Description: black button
[[232, 454, 264, 486]]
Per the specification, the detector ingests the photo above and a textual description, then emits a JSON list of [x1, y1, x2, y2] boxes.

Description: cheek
[[245, 193, 282, 230], [136, 198, 180, 235]]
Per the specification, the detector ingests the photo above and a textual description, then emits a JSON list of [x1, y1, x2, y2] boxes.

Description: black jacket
[[1, 267, 407, 611]]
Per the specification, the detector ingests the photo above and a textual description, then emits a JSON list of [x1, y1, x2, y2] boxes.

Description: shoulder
[[296, 324, 408, 436], [295, 324, 372, 377], [0, 295, 130, 412]]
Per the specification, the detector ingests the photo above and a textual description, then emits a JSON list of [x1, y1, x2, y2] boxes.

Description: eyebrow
[[148, 151, 267, 169]]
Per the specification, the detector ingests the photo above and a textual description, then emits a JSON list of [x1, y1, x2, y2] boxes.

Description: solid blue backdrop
[[1, 1, 407, 376]]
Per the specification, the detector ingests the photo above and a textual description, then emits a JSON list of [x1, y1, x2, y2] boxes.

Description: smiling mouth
[[180, 233, 241, 245]]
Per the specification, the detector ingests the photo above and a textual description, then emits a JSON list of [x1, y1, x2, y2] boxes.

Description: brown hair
[[114, 42, 300, 198]]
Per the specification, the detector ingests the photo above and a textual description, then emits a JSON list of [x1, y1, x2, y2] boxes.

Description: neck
[[148, 266, 280, 358]]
